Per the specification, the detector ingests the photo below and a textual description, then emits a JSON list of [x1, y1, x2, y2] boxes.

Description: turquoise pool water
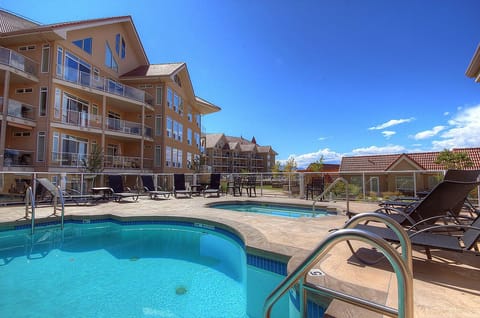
[[0, 220, 289, 318], [210, 202, 333, 218]]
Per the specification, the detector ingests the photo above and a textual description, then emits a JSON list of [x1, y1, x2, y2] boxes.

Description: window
[[178, 123, 183, 142], [395, 176, 414, 194], [121, 37, 126, 59], [172, 148, 178, 167], [369, 177, 379, 194], [174, 74, 182, 87], [165, 146, 172, 167], [41, 44, 50, 73], [93, 67, 100, 80], [39, 87, 47, 116], [173, 121, 178, 140], [52, 132, 59, 161], [54, 88, 61, 118], [105, 42, 118, 72], [15, 88, 33, 94], [56, 46, 63, 76], [115, 34, 126, 59], [155, 145, 162, 167], [64, 52, 91, 86], [37, 132, 46, 162], [166, 116, 172, 137], [19, 45, 35, 51], [194, 132, 200, 149], [13, 131, 30, 137], [155, 115, 162, 136], [196, 114, 201, 128], [187, 152, 192, 169], [173, 93, 180, 113], [167, 88, 173, 109], [178, 150, 183, 168], [187, 128, 192, 145], [156, 86, 163, 105], [72, 37, 92, 54], [187, 111, 192, 122]]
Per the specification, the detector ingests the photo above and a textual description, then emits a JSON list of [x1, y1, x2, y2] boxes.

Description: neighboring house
[[0, 10, 219, 191], [202, 133, 277, 173], [339, 147, 480, 196]]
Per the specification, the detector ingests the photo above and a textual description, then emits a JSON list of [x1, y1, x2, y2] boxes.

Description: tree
[[434, 149, 473, 169], [283, 157, 297, 172], [81, 146, 104, 173], [307, 156, 324, 172], [271, 161, 282, 173]]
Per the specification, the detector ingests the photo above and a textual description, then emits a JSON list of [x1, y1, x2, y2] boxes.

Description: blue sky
[[2, 0, 480, 168]]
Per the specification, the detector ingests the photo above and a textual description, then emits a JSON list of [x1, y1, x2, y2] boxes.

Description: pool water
[[211, 202, 333, 218], [0, 222, 250, 318]]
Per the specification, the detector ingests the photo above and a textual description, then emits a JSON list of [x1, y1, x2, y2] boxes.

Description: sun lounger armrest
[[374, 206, 418, 226]]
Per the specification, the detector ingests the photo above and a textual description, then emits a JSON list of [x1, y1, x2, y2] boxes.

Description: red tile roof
[[340, 147, 480, 172]]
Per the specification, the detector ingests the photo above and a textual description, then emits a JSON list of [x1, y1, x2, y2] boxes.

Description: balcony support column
[[140, 105, 145, 170], [0, 71, 11, 169]]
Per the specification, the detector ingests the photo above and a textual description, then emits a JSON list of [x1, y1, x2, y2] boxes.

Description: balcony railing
[[106, 117, 152, 138], [0, 47, 38, 77], [104, 155, 141, 169], [0, 97, 36, 121], [4, 149, 34, 166], [58, 65, 153, 106], [62, 109, 102, 129]]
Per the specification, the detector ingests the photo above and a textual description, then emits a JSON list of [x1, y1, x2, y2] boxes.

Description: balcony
[[0, 47, 38, 77], [58, 65, 153, 106], [104, 155, 141, 169], [0, 97, 36, 122], [4, 149, 34, 167], [106, 117, 152, 138]]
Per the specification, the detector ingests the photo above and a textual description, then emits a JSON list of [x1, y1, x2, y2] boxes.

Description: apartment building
[[0, 10, 219, 191], [202, 133, 277, 173]]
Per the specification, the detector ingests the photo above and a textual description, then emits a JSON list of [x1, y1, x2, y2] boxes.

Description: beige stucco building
[[0, 10, 219, 191], [202, 133, 277, 173]]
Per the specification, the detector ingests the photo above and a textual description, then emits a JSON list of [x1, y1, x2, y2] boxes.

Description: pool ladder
[[263, 213, 414, 318], [25, 183, 65, 235]]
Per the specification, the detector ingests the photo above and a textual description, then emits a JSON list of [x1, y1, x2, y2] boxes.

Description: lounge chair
[[243, 176, 257, 197], [173, 174, 192, 198], [372, 179, 480, 227], [203, 173, 221, 197], [140, 175, 171, 199], [226, 176, 243, 196], [107, 175, 140, 202], [345, 212, 480, 260]]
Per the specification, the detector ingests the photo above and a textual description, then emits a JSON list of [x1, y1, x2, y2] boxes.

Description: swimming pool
[[209, 202, 335, 218], [0, 219, 290, 318]]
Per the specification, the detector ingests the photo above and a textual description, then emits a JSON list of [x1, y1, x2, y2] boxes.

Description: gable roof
[[0, 9, 38, 33], [340, 147, 480, 172], [203, 133, 225, 148], [0, 12, 149, 64], [466, 43, 480, 80]]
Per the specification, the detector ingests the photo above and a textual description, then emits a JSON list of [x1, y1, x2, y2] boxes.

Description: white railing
[[0, 97, 36, 121], [0, 47, 38, 77], [62, 109, 102, 128]]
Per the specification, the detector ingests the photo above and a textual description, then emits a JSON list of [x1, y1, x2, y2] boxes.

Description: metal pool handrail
[[25, 186, 35, 234], [313, 177, 350, 215], [263, 220, 414, 317]]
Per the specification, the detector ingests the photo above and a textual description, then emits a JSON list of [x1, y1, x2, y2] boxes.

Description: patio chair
[[243, 176, 257, 197], [226, 176, 243, 196], [347, 213, 480, 260], [372, 180, 480, 227], [37, 178, 102, 205], [173, 174, 192, 198], [203, 173, 221, 197], [107, 175, 140, 202], [140, 175, 171, 199], [305, 176, 324, 200]]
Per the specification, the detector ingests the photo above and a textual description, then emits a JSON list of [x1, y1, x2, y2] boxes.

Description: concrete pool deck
[[0, 194, 478, 317]]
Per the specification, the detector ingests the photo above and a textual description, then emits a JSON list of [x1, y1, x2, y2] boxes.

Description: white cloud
[[432, 104, 480, 149], [351, 144, 406, 156], [279, 148, 343, 168], [443, 112, 449, 116], [381, 131, 396, 139], [317, 136, 328, 141], [412, 125, 446, 140], [368, 117, 415, 130]]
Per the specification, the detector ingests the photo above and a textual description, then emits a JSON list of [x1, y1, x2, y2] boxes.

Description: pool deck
[[0, 194, 479, 317]]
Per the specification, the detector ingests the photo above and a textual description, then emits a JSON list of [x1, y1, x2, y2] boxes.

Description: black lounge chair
[[107, 175, 140, 202], [227, 176, 243, 196], [203, 173, 221, 197], [243, 176, 257, 197], [173, 174, 192, 198], [140, 175, 171, 199], [372, 179, 480, 227], [347, 213, 480, 260]]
